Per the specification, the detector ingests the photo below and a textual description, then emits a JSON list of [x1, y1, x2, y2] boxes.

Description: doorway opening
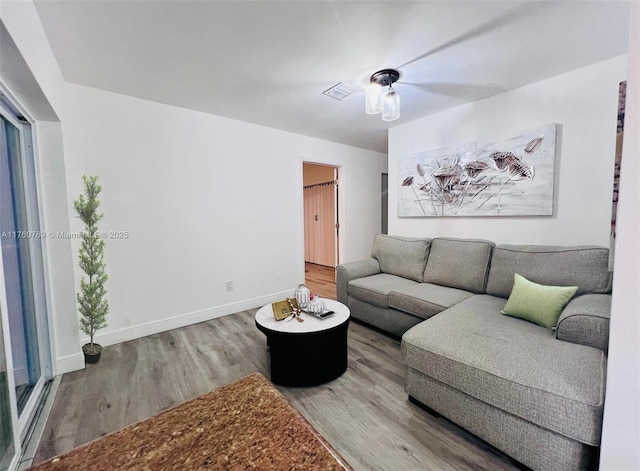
[[302, 163, 340, 299]]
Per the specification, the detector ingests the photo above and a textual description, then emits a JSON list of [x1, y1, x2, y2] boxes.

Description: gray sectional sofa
[[336, 235, 612, 471]]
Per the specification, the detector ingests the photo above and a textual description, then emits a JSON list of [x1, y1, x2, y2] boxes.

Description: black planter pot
[[82, 343, 102, 364]]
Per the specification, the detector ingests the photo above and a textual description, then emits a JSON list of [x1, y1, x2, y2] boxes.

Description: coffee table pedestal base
[[261, 322, 349, 387]]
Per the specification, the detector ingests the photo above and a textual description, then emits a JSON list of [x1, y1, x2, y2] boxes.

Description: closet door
[[303, 183, 336, 267], [303, 188, 314, 262], [316, 184, 335, 267]]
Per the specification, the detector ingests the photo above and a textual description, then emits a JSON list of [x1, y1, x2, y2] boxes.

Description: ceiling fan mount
[[369, 69, 400, 87]]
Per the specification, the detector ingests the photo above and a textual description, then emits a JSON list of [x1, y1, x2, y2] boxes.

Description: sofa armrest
[[556, 294, 611, 354], [336, 259, 381, 304]]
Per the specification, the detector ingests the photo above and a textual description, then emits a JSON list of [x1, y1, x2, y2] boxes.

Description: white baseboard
[[55, 352, 85, 375], [79, 290, 293, 348]]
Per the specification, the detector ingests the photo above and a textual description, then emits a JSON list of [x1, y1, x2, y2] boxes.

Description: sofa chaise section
[[402, 244, 612, 471], [403, 296, 605, 470]]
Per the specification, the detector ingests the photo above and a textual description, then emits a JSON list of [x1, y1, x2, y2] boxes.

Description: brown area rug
[[29, 372, 352, 470]]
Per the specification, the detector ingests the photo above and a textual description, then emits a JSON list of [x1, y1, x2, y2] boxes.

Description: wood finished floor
[[33, 311, 519, 470], [305, 262, 337, 300]]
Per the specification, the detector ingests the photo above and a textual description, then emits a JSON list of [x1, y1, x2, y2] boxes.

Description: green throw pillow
[[501, 274, 578, 330]]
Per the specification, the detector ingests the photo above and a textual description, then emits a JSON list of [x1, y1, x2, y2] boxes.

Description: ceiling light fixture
[[365, 68, 400, 121]]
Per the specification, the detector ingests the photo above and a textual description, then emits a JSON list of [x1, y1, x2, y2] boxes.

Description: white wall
[[33, 122, 82, 373], [600, 2, 640, 468], [59, 84, 387, 347], [389, 55, 627, 247]]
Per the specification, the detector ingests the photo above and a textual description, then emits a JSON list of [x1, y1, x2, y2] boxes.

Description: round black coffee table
[[255, 299, 350, 387]]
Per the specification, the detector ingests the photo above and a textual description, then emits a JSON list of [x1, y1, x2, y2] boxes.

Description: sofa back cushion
[[422, 237, 495, 293], [486, 245, 611, 299], [371, 234, 431, 282]]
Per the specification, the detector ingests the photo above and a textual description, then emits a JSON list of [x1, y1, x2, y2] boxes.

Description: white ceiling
[[33, 1, 631, 153]]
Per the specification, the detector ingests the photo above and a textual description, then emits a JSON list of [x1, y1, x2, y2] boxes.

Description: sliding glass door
[[0, 96, 52, 470], [0, 115, 42, 416]]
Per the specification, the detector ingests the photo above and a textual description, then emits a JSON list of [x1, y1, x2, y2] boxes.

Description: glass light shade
[[382, 88, 400, 121], [365, 83, 382, 114]]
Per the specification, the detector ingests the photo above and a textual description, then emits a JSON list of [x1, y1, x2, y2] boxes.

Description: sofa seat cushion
[[389, 283, 473, 320], [401, 295, 606, 445], [348, 274, 417, 308]]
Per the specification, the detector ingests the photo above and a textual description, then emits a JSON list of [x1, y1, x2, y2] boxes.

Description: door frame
[[381, 172, 388, 235], [299, 158, 344, 277]]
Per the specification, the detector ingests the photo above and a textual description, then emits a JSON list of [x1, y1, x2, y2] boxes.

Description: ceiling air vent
[[322, 82, 357, 101]]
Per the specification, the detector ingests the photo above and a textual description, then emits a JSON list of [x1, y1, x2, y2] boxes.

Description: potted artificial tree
[[74, 175, 109, 364]]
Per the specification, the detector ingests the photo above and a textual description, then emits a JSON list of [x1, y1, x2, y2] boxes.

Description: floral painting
[[398, 123, 557, 217], [609, 81, 626, 268], [611, 81, 626, 238]]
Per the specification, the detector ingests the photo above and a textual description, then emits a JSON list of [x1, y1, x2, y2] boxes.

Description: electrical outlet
[[225, 280, 234, 292]]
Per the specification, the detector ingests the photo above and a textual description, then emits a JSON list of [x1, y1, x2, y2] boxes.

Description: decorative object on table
[[271, 298, 304, 322], [74, 175, 109, 364], [305, 298, 334, 319], [398, 123, 557, 217], [306, 298, 326, 314], [295, 283, 310, 308], [288, 298, 304, 323], [271, 298, 298, 321]]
